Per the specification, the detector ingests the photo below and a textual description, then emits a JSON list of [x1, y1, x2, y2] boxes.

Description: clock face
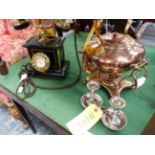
[[36, 58, 46, 68], [31, 52, 50, 72]]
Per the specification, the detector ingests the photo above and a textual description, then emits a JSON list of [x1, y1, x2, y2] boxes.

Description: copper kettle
[[83, 20, 148, 97]]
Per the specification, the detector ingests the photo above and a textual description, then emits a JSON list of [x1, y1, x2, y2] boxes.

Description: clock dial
[[31, 52, 50, 72], [36, 58, 46, 68]]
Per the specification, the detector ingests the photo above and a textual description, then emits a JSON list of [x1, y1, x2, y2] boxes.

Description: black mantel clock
[[23, 35, 69, 78]]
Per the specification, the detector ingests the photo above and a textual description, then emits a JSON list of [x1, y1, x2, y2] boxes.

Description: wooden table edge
[[0, 84, 71, 135]]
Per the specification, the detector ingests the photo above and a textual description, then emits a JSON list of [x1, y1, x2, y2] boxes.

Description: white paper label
[[20, 73, 28, 82], [18, 86, 23, 93], [137, 77, 146, 88], [66, 104, 103, 135]]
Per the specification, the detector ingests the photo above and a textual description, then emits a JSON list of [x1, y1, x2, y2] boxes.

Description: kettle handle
[[124, 19, 134, 34], [94, 20, 105, 46]]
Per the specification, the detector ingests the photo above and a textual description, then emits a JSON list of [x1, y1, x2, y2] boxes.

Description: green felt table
[[0, 32, 155, 135]]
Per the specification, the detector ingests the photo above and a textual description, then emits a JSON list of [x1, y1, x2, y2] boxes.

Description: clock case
[[23, 36, 70, 78]]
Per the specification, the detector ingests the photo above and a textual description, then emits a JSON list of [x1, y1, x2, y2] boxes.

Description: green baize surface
[[1, 32, 155, 135]]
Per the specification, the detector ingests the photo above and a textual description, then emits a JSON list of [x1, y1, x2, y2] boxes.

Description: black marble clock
[[23, 36, 69, 78]]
